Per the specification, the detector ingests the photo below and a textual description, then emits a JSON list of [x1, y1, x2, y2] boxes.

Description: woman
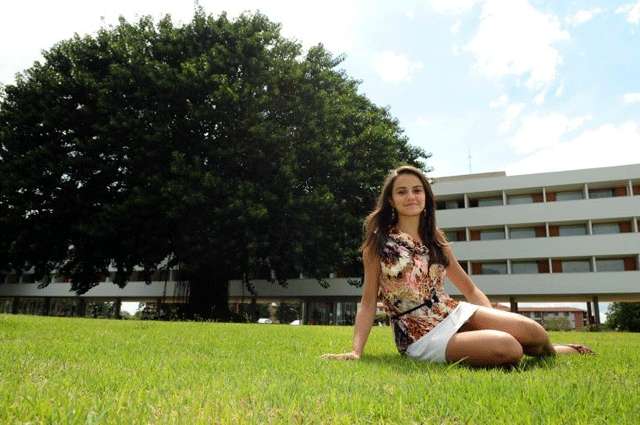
[[321, 165, 594, 366]]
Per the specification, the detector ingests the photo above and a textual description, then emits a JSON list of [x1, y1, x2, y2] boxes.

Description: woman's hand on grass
[[320, 351, 360, 360]]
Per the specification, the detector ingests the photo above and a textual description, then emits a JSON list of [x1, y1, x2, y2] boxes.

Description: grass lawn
[[1, 314, 639, 424]]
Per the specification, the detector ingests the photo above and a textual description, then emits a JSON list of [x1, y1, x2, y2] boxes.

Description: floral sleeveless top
[[378, 226, 459, 354]]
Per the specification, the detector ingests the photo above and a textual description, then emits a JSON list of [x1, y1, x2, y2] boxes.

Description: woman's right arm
[[320, 245, 380, 360]]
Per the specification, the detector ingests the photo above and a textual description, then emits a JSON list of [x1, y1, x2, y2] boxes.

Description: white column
[[502, 190, 507, 206], [505, 224, 509, 239], [548, 258, 553, 274], [584, 183, 589, 199], [507, 259, 512, 274], [464, 193, 470, 208], [628, 180, 634, 196], [591, 256, 597, 272], [465, 227, 471, 241], [545, 222, 550, 237], [467, 261, 472, 274], [587, 219, 593, 235], [633, 217, 639, 233], [542, 187, 547, 202]]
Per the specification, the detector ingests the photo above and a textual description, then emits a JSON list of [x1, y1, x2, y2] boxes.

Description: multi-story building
[[2, 163, 639, 325], [494, 304, 587, 330]]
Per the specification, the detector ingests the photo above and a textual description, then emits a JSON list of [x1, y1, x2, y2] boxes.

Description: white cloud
[[429, 0, 480, 15], [199, 0, 363, 53], [498, 102, 525, 133], [415, 115, 433, 126], [372, 51, 424, 83], [506, 121, 640, 175], [451, 20, 462, 34], [508, 112, 591, 154], [616, 1, 640, 24], [0, 0, 363, 85], [555, 82, 565, 97], [489, 95, 509, 109], [533, 89, 547, 105], [466, 0, 569, 89], [622, 92, 640, 104], [566, 8, 603, 26]]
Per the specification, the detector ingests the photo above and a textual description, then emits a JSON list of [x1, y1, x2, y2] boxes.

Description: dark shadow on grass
[[357, 353, 557, 373], [451, 355, 557, 373]]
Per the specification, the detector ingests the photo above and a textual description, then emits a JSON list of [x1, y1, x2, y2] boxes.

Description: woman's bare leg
[[459, 306, 556, 357], [445, 329, 524, 366], [460, 307, 593, 356]]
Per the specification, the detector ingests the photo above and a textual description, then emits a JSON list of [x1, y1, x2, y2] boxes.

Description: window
[[589, 189, 613, 199], [151, 270, 170, 281], [437, 199, 464, 210], [21, 274, 36, 284], [556, 191, 584, 201], [511, 261, 539, 274], [558, 224, 587, 236], [444, 231, 464, 242], [596, 259, 625, 272], [480, 229, 505, 240], [561, 260, 591, 273], [507, 194, 534, 205], [481, 262, 507, 275], [445, 200, 462, 209], [592, 223, 620, 235], [509, 227, 537, 239], [477, 197, 503, 207]]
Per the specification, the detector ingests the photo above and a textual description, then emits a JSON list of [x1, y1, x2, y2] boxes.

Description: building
[[2, 163, 639, 325], [494, 304, 587, 330]]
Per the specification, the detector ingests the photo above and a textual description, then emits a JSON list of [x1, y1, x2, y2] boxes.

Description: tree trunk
[[185, 270, 230, 320]]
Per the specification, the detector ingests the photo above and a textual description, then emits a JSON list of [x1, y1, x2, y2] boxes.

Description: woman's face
[[389, 173, 426, 217]]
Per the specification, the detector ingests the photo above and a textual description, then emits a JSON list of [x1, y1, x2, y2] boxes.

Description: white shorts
[[405, 301, 479, 363]]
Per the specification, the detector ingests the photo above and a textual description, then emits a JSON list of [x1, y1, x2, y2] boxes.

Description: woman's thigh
[[445, 329, 523, 366], [460, 306, 548, 347]]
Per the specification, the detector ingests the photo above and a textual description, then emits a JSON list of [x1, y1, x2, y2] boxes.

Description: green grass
[[1, 315, 639, 424]]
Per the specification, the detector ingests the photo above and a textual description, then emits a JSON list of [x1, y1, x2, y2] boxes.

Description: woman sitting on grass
[[321, 165, 594, 367]]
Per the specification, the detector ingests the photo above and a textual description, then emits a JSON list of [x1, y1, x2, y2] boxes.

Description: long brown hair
[[361, 165, 449, 266]]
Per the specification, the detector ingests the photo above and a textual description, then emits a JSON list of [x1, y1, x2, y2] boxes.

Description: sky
[[3, 0, 639, 319]]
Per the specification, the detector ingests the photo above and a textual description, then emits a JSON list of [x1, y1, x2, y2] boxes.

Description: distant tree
[[541, 316, 571, 331], [606, 302, 640, 332], [0, 10, 428, 319]]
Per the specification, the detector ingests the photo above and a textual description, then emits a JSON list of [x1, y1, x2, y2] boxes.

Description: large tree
[[0, 11, 428, 319], [606, 302, 640, 332]]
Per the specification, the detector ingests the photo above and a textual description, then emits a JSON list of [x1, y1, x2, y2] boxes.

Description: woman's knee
[[521, 317, 550, 345], [491, 332, 524, 364]]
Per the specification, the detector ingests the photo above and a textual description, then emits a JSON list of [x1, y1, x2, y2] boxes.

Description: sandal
[[565, 343, 596, 355]]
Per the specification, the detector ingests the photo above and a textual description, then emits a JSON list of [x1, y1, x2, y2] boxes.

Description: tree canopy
[[606, 302, 640, 332], [0, 11, 428, 318]]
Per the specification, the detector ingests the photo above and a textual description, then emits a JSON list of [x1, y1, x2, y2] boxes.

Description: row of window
[[462, 256, 638, 275], [2, 254, 638, 284], [444, 220, 635, 242], [436, 184, 640, 210], [521, 311, 573, 318], [0, 270, 175, 285]]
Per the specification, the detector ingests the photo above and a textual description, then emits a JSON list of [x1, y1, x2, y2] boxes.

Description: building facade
[[2, 163, 639, 325], [494, 304, 587, 330]]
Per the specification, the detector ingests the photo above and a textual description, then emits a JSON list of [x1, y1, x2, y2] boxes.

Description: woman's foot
[[554, 343, 595, 355]]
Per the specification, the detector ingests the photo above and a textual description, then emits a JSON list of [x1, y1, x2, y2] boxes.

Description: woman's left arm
[[442, 243, 492, 308]]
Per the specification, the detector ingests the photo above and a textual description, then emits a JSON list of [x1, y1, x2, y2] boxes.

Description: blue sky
[[2, 0, 638, 317], [1, 0, 639, 177]]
